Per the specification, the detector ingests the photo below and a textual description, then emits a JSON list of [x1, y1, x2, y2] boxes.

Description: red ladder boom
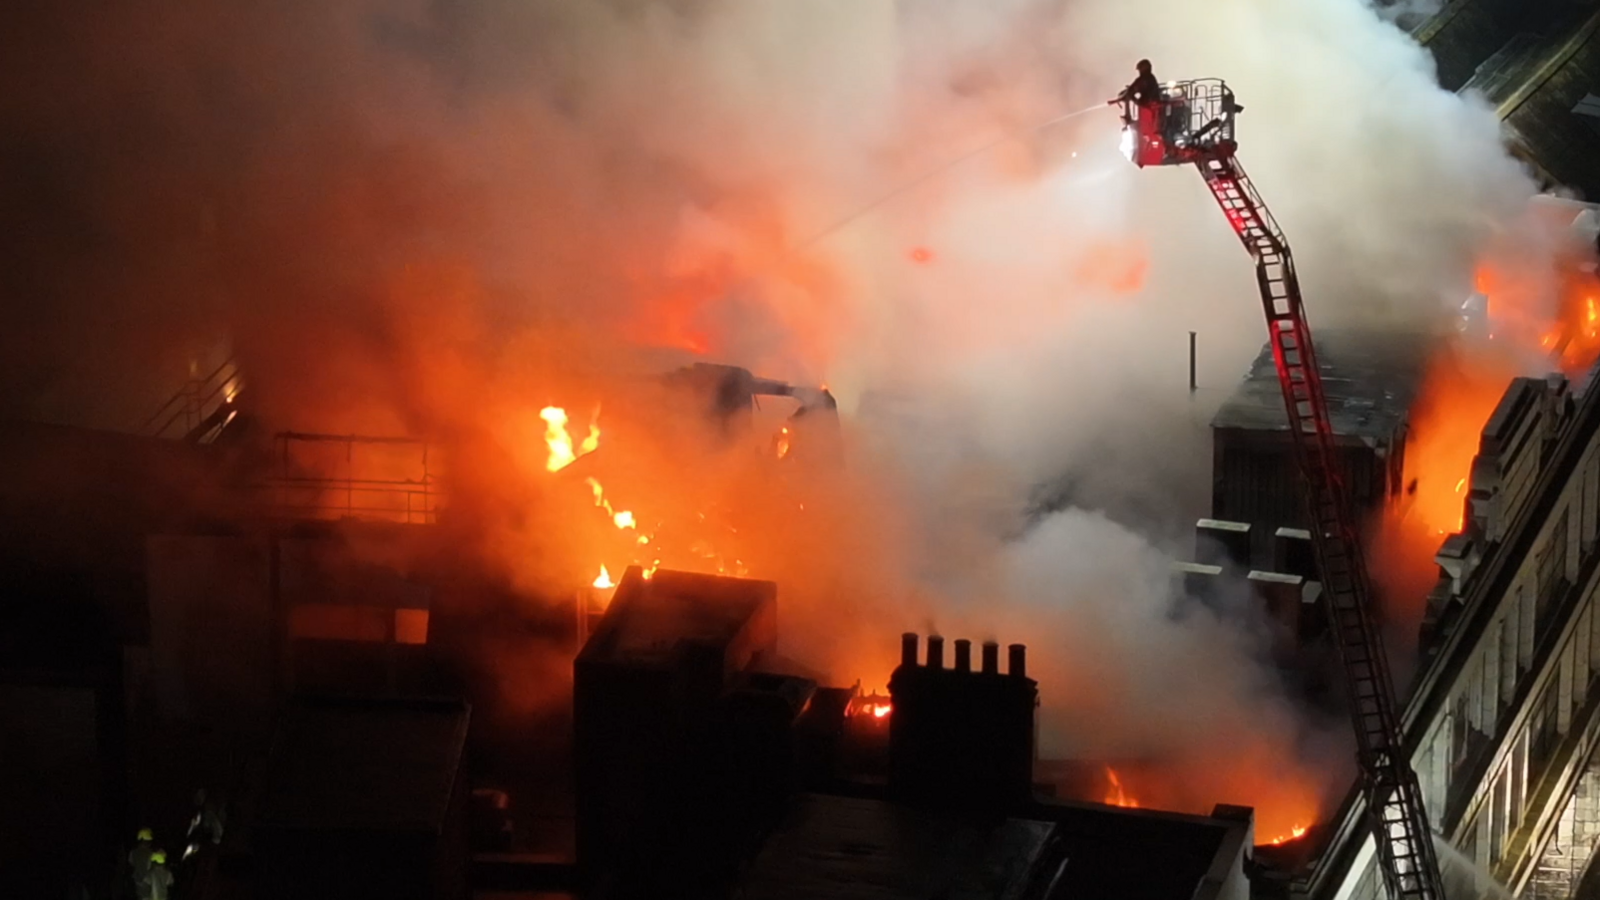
[[1199, 153, 1443, 900], [1112, 78, 1445, 898]]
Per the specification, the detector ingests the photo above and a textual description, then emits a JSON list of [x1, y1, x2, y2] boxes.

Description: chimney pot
[[1008, 643, 1027, 678], [901, 632, 918, 667], [954, 639, 972, 671], [927, 635, 945, 669], [981, 641, 999, 674]]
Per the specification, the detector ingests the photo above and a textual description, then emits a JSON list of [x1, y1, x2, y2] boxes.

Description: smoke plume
[[2, 0, 1556, 836]]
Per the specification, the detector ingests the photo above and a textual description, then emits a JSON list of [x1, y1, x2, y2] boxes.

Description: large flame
[[1103, 766, 1140, 808], [1403, 350, 1515, 537], [541, 406, 600, 472]]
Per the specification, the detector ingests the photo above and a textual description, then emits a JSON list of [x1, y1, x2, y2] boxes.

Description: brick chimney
[[887, 632, 1038, 810]]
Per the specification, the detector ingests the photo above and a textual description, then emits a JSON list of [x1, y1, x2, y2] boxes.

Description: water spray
[[798, 103, 1113, 251]]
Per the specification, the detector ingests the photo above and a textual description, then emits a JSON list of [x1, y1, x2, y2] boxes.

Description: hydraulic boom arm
[[1199, 153, 1443, 900], [1112, 78, 1445, 899]]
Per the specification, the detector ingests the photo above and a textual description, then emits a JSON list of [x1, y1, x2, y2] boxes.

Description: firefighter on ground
[[126, 828, 156, 896], [139, 849, 175, 900], [1119, 59, 1162, 106], [183, 787, 225, 860]]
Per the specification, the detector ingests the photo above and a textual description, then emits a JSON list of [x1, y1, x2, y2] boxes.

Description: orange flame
[[848, 689, 893, 721], [1264, 824, 1308, 845], [1103, 766, 1140, 808], [592, 565, 615, 589], [585, 477, 636, 531], [1404, 353, 1508, 537], [541, 407, 600, 472], [775, 425, 791, 460]]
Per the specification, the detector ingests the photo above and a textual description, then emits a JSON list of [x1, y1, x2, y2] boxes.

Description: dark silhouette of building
[[888, 633, 1038, 811], [250, 695, 471, 900]]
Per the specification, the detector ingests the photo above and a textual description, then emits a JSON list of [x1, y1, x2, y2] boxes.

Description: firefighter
[[1119, 59, 1162, 107], [139, 849, 175, 900], [184, 787, 225, 858], [126, 828, 156, 895]]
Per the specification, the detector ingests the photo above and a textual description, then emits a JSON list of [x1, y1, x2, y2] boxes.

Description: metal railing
[[255, 432, 441, 525], [138, 356, 243, 442]]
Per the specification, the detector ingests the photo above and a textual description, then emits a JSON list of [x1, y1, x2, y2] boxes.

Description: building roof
[[738, 793, 1251, 900], [738, 794, 1054, 900], [1412, 0, 1557, 91], [1462, 6, 1600, 200], [577, 567, 776, 669], [1032, 800, 1245, 900], [1210, 330, 1434, 440], [1415, 0, 1600, 200], [254, 695, 469, 833]]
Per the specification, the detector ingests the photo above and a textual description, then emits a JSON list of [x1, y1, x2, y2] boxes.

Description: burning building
[[1272, 5, 1600, 897], [1210, 329, 1431, 565]]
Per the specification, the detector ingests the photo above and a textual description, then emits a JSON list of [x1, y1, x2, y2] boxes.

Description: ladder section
[[1196, 155, 1444, 900]]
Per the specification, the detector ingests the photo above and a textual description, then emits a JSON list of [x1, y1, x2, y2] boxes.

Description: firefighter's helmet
[[150, 850, 167, 866], [136, 828, 154, 842]]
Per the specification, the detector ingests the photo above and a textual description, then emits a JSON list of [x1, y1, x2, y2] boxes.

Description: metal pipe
[[901, 632, 919, 667], [981, 641, 999, 674], [1189, 331, 1197, 393], [927, 635, 945, 669], [954, 639, 972, 672], [1008, 643, 1027, 678]]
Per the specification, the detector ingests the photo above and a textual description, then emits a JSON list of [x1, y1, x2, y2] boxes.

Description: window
[[1535, 513, 1569, 640], [1529, 685, 1560, 781], [1451, 686, 1482, 774], [1575, 94, 1600, 141]]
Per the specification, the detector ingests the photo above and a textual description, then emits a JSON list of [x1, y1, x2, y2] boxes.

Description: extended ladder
[[1196, 153, 1444, 900]]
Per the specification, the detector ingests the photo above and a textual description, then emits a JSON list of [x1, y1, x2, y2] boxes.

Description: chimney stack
[[953, 639, 972, 672], [888, 631, 1039, 812], [901, 632, 918, 668], [981, 641, 999, 674]]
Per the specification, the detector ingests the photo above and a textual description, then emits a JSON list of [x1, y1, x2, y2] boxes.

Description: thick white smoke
[[4, 0, 1551, 831]]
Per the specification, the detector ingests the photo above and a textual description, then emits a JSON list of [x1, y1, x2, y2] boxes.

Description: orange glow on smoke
[[909, 246, 933, 264], [1074, 237, 1148, 296], [1399, 256, 1600, 541], [1475, 257, 1600, 376], [1403, 352, 1513, 537], [1103, 766, 1140, 808]]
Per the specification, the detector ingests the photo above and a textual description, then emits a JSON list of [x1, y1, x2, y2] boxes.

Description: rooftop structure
[[738, 792, 1254, 900], [1418, 0, 1600, 200], [1210, 329, 1433, 561]]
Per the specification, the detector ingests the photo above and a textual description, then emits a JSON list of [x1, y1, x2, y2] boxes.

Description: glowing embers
[[540, 406, 600, 472], [1103, 765, 1140, 809]]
